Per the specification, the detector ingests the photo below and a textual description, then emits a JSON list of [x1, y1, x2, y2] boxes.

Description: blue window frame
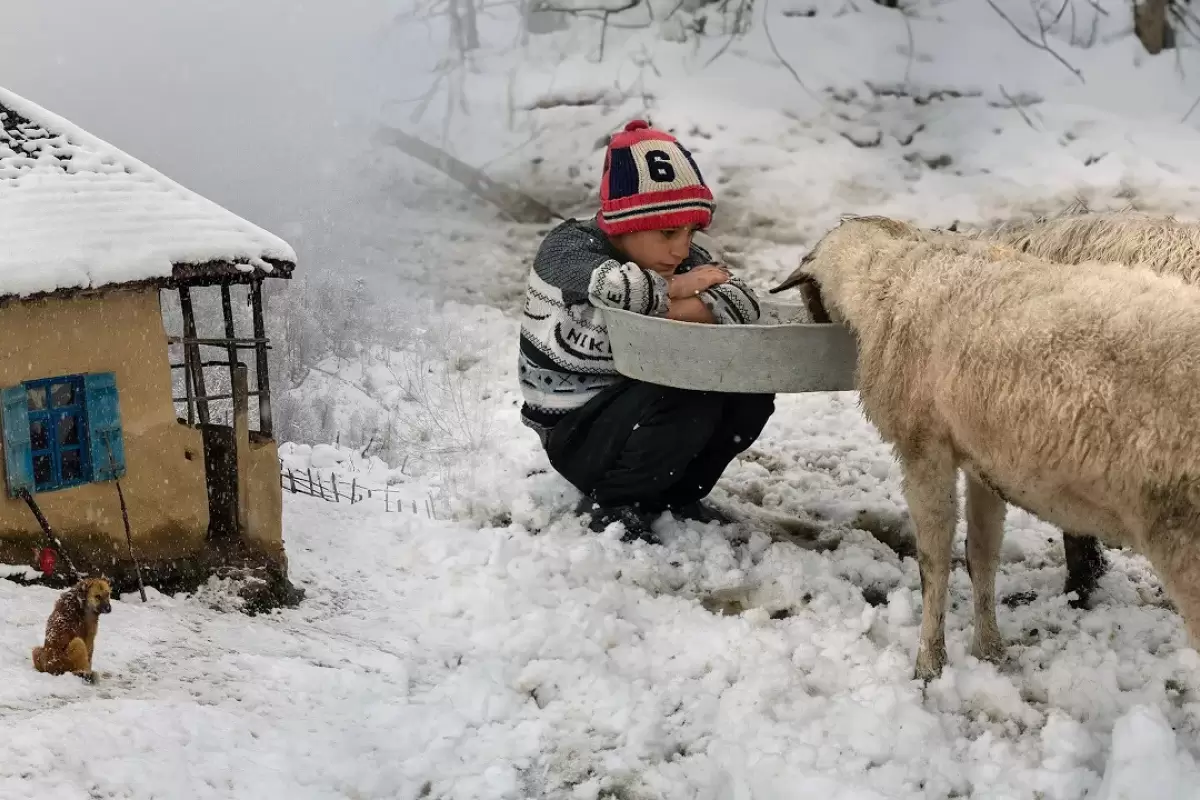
[[24, 375, 90, 492], [0, 371, 126, 497]]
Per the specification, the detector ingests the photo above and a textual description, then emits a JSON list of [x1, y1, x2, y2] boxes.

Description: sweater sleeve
[[678, 238, 762, 324], [697, 274, 762, 324], [533, 220, 669, 316]]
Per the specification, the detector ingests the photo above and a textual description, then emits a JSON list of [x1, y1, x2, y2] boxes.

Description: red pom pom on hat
[[624, 119, 650, 132]]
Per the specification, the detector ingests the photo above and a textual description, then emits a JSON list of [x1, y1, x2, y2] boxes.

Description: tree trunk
[[448, 0, 480, 52], [462, 0, 480, 50], [374, 126, 563, 224], [1135, 0, 1170, 54]]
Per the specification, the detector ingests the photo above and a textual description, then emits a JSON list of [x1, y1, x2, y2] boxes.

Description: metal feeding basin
[[602, 300, 859, 394]]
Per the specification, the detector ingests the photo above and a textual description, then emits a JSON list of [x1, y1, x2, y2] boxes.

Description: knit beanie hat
[[596, 119, 715, 237]]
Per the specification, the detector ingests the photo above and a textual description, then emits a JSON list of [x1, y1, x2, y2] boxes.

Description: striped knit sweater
[[518, 216, 762, 439]]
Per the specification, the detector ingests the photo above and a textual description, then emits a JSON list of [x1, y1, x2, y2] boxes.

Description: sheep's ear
[[770, 247, 820, 294], [768, 257, 817, 294], [770, 263, 832, 323]]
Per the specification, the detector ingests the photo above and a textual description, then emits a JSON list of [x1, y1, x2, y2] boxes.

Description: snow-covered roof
[[0, 86, 296, 300]]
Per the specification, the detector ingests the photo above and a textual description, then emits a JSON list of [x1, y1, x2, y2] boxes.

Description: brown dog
[[32, 577, 112, 682]]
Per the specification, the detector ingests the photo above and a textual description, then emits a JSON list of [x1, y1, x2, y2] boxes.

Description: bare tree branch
[[998, 84, 1039, 130], [761, 0, 821, 101], [1181, 91, 1200, 123], [532, 0, 637, 14], [1049, 0, 1070, 26], [987, 0, 1084, 82], [901, 8, 915, 88]]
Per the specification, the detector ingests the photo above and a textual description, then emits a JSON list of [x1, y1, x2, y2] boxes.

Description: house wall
[[245, 433, 286, 571], [0, 288, 210, 567]]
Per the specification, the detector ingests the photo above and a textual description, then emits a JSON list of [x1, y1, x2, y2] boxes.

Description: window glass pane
[[26, 386, 46, 411], [29, 421, 48, 451], [51, 383, 77, 408], [57, 414, 79, 446], [61, 449, 83, 482], [33, 454, 52, 486]]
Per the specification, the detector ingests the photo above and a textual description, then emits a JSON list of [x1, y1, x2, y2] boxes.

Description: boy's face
[[611, 226, 695, 276]]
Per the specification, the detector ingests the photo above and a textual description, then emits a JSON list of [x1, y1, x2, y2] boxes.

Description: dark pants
[[544, 379, 776, 508]]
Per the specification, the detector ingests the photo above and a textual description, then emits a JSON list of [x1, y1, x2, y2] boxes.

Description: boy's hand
[[667, 264, 729, 299]]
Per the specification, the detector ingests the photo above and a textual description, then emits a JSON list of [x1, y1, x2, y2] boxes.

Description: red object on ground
[[38, 547, 56, 575]]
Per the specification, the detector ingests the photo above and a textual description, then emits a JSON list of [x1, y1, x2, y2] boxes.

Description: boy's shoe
[[575, 498, 659, 543], [667, 499, 735, 526]]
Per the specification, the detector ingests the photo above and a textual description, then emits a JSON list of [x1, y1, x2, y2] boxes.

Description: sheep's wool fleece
[[517, 217, 761, 440]]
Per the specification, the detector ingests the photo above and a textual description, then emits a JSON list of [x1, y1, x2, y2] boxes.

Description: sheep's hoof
[[913, 648, 946, 683], [970, 635, 1005, 664]]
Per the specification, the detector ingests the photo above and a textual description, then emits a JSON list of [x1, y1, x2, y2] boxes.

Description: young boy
[[517, 119, 776, 541]]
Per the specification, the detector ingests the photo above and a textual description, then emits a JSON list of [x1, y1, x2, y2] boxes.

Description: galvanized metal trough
[[602, 300, 858, 394]]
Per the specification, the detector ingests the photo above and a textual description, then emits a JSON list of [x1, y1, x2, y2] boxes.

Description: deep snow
[[6, 0, 1200, 797]]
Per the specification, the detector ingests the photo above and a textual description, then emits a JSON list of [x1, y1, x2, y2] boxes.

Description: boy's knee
[[730, 393, 776, 424], [641, 385, 723, 420]]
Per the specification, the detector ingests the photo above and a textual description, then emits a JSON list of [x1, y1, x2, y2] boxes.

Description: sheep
[[770, 215, 1200, 681], [966, 209, 1200, 284], [961, 210, 1200, 608]]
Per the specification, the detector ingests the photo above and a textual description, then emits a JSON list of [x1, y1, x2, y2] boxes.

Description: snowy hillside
[[371, 0, 1200, 296], [266, 1, 1200, 796], [7, 0, 1200, 797]]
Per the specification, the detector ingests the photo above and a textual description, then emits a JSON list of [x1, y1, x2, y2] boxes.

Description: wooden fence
[[279, 461, 438, 518]]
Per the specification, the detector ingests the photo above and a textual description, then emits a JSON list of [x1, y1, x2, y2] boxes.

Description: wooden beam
[[166, 337, 269, 347], [221, 284, 241, 427], [178, 287, 211, 425], [172, 390, 263, 403], [250, 279, 273, 438], [232, 364, 251, 538]]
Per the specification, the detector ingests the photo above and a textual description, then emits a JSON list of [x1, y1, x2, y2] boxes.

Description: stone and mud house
[[0, 86, 298, 602]]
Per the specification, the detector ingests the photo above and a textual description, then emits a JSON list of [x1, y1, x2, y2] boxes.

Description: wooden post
[[332, 477, 340, 502], [350, 478, 357, 504], [221, 284, 240, 425], [288, 470, 297, 494], [232, 364, 250, 537], [250, 279, 274, 438], [179, 286, 211, 425]]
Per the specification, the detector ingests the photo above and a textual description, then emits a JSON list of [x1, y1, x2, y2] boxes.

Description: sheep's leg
[[1140, 524, 1200, 649], [901, 446, 959, 682], [1062, 532, 1108, 609], [965, 476, 1006, 663]]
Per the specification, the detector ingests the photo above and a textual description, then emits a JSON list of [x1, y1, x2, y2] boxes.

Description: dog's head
[[78, 577, 112, 615]]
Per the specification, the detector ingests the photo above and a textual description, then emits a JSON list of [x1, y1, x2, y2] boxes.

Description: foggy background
[[0, 0, 436, 292]]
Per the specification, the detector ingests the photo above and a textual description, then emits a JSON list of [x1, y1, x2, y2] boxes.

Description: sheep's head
[[770, 215, 915, 323], [769, 249, 833, 323]]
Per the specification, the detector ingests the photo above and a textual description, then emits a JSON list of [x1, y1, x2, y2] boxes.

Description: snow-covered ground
[[9, 0, 1200, 797], [9, 300, 1200, 798], [6, 370, 1200, 798]]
